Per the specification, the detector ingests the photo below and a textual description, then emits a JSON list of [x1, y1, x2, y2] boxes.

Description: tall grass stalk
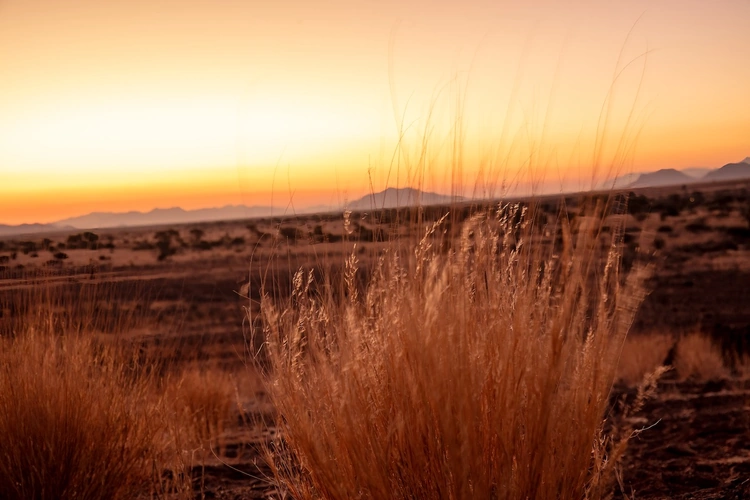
[[255, 202, 649, 499]]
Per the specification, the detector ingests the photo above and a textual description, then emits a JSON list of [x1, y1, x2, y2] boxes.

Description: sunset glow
[[1, 0, 749, 225]]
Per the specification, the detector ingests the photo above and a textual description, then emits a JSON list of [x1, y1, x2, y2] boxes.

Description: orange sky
[[1, 0, 749, 225]]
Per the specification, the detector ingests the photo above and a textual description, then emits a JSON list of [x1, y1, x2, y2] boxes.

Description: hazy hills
[[2, 159, 749, 236], [703, 160, 750, 182], [0, 223, 71, 238], [56, 205, 276, 229], [0, 204, 327, 237], [629, 169, 696, 188], [628, 158, 750, 189], [346, 187, 460, 211]]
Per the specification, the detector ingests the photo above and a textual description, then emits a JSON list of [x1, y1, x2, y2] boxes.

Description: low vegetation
[[0, 331, 161, 500], [256, 203, 650, 499], [617, 333, 675, 386], [0, 280, 240, 499], [673, 332, 729, 381]]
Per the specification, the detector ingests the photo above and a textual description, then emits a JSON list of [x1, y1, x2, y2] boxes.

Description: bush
[[685, 221, 710, 233], [279, 226, 306, 242], [256, 205, 648, 500], [678, 240, 738, 253], [724, 226, 750, 241], [133, 240, 156, 251]]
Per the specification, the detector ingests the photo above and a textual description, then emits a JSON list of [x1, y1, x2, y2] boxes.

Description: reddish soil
[[615, 377, 750, 499], [181, 374, 750, 499]]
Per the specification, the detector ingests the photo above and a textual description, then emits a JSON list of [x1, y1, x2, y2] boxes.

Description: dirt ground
[[2, 179, 749, 498]]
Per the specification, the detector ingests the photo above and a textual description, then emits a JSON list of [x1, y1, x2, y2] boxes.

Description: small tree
[[189, 228, 205, 248], [82, 232, 99, 250], [154, 230, 178, 261]]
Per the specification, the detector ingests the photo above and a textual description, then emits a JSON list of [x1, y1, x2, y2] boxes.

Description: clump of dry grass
[[673, 332, 728, 381], [616, 333, 674, 386], [255, 203, 649, 500], [0, 331, 163, 500], [168, 367, 238, 455]]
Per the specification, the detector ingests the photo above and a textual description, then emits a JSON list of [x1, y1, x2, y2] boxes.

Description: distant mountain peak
[[629, 169, 694, 189], [703, 161, 750, 182], [346, 187, 460, 211]]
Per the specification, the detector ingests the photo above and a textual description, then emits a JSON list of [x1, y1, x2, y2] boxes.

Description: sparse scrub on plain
[[255, 203, 650, 500]]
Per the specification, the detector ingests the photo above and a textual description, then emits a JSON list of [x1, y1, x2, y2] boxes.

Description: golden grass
[[0, 278, 212, 499], [0, 331, 163, 500], [168, 367, 238, 455], [673, 332, 728, 381], [616, 333, 674, 386], [254, 203, 649, 499]]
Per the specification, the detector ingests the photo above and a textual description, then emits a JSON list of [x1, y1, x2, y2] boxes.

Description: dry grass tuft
[[673, 333, 728, 381], [616, 333, 674, 386], [168, 367, 238, 455], [0, 331, 163, 500], [254, 203, 649, 500]]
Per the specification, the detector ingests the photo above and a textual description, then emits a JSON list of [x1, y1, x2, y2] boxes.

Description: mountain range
[[626, 158, 750, 189], [2, 158, 749, 236]]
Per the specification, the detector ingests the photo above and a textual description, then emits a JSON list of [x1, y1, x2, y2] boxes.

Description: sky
[[1, 0, 749, 225]]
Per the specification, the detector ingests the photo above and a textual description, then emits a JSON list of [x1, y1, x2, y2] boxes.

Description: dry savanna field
[[1, 180, 750, 499]]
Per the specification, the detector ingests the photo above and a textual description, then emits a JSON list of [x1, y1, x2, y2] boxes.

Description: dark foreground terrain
[[169, 375, 750, 500]]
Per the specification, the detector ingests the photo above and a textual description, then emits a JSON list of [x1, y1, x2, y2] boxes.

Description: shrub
[[685, 221, 710, 233], [133, 240, 156, 251], [279, 226, 306, 242], [626, 193, 650, 217], [190, 228, 205, 243], [677, 240, 738, 253], [724, 226, 750, 241], [256, 204, 649, 500], [20, 241, 37, 255], [195, 240, 212, 251]]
